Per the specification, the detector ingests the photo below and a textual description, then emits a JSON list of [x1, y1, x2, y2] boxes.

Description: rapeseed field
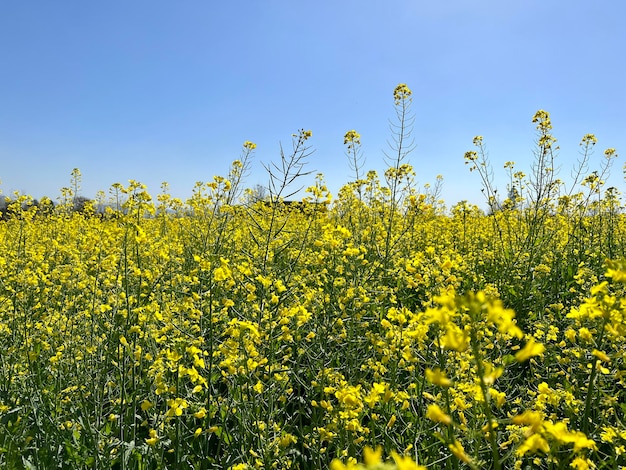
[[1, 85, 625, 469]]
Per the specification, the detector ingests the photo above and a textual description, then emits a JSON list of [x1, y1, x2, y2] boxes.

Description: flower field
[[1, 88, 626, 469]]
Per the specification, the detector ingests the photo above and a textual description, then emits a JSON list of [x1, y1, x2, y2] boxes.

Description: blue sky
[[1, 0, 624, 208]]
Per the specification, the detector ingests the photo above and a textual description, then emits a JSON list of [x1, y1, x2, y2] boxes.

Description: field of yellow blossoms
[[1, 87, 626, 469]]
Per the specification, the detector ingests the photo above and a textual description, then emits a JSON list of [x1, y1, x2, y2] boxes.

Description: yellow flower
[[278, 433, 297, 449], [329, 458, 358, 470], [606, 268, 626, 282], [425, 368, 452, 387], [590, 281, 609, 296], [486, 300, 523, 338], [544, 422, 597, 452], [592, 349, 610, 362], [600, 426, 617, 443], [363, 446, 382, 465], [393, 83, 412, 104], [229, 464, 251, 470], [489, 388, 506, 408], [253, 381, 264, 394], [335, 385, 363, 410], [426, 404, 452, 425], [515, 338, 545, 362], [390, 451, 426, 470], [135, 226, 147, 243], [145, 429, 159, 446], [344, 130, 361, 146], [441, 324, 469, 352], [213, 266, 231, 282], [569, 457, 593, 470], [578, 327, 593, 342], [516, 434, 550, 456], [140, 400, 153, 411], [564, 328, 577, 342], [448, 440, 472, 463], [512, 410, 544, 434], [166, 397, 189, 417]]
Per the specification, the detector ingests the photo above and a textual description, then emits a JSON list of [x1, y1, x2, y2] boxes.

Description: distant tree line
[[0, 195, 93, 220]]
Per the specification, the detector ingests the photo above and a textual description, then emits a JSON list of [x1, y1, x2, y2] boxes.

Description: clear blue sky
[[1, 0, 624, 208]]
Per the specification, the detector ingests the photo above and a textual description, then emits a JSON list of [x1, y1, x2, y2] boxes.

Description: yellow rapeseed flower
[[426, 404, 452, 425], [516, 434, 550, 456], [278, 433, 297, 449], [592, 349, 610, 363], [448, 440, 472, 463], [515, 338, 546, 362], [425, 368, 452, 387], [393, 83, 412, 104], [344, 130, 361, 146], [570, 456, 593, 470], [329, 458, 358, 470], [390, 451, 426, 470], [145, 429, 159, 446], [363, 446, 382, 465], [243, 141, 257, 150]]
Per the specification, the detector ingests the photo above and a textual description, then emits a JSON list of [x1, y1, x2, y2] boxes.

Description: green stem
[[581, 316, 608, 435], [435, 335, 459, 470], [470, 329, 501, 470]]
